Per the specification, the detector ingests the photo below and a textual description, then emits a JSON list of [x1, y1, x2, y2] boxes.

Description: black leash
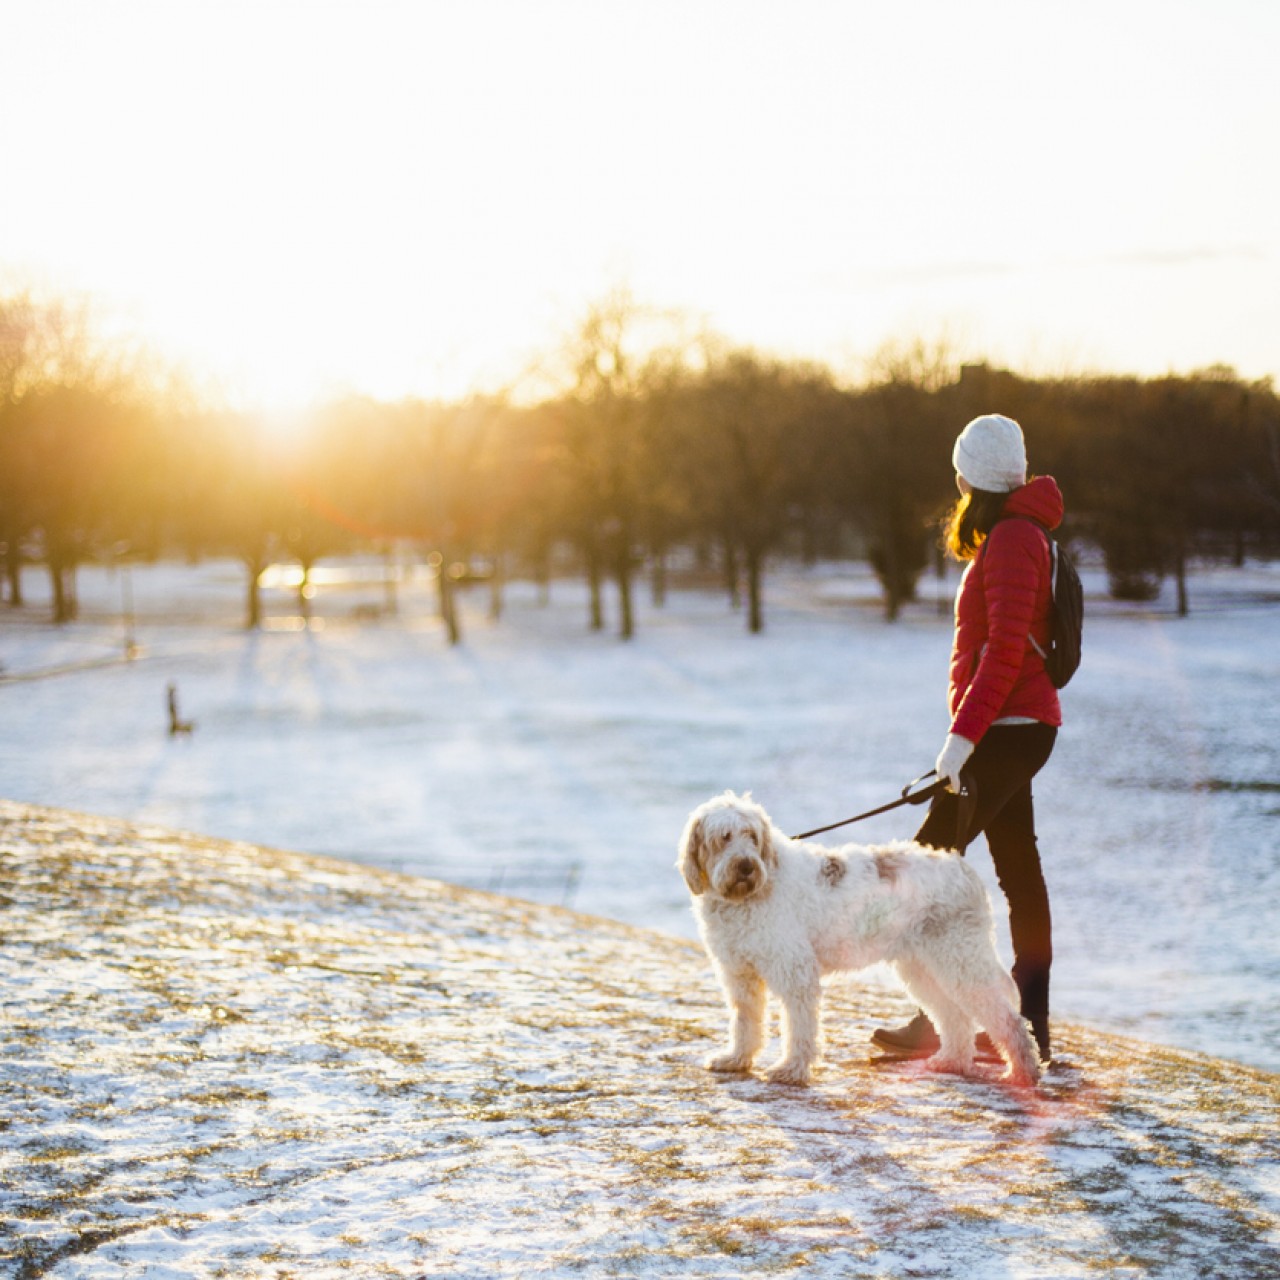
[[791, 770, 970, 841]]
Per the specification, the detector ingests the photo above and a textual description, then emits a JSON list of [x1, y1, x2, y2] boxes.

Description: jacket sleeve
[[951, 522, 1045, 743]]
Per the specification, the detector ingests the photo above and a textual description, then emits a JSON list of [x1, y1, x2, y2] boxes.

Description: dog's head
[[678, 791, 778, 902]]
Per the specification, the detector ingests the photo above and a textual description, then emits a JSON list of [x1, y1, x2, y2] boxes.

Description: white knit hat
[[952, 414, 1027, 493]]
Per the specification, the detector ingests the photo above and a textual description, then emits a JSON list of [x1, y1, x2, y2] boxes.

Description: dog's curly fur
[[679, 791, 1040, 1088]]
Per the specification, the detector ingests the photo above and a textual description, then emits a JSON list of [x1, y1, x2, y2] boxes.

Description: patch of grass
[[322, 1030, 434, 1066], [13, 1219, 144, 1280], [10, 1201, 55, 1221], [627, 1141, 715, 1185], [25, 1142, 90, 1163], [678, 1221, 751, 1257], [185, 1085, 270, 1106]]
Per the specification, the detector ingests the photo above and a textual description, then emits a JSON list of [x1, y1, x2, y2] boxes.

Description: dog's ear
[[758, 815, 779, 870], [678, 816, 709, 896]]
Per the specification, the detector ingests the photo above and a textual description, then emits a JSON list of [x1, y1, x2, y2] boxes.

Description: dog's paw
[[705, 1052, 754, 1074], [1000, 1063, 1041, 1089], [923, 1052, 974, 1077], [763, 1059, 812, 1087]]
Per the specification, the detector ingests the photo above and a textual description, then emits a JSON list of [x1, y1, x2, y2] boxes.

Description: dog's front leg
[[765, 964, 821, 1087], [706, 965, 766, 1073]]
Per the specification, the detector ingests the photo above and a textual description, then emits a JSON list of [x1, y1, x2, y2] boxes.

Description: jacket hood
[[1002, 475, 1064, 531]]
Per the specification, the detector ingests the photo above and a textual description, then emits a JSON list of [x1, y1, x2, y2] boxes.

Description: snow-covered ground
[[3, 804, 1278, 1279], [2, 553, 1279, 1073]]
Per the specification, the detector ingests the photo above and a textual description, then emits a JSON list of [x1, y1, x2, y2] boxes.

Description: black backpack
[[996, 517, 1084, 689]]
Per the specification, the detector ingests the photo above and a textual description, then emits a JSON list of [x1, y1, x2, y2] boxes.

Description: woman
[[873, 413, 1062, 1063]]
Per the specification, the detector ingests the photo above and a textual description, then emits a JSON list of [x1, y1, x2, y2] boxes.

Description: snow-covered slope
[[3, 803, 1276, 1279]]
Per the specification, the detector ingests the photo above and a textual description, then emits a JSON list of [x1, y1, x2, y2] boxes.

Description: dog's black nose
[[733, 856, 756, 878]]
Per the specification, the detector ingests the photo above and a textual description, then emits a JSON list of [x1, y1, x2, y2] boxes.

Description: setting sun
[[4, 0, 1278, 408]]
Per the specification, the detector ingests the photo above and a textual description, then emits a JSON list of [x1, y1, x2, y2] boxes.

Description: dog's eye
[[743, 829, 757, 845]]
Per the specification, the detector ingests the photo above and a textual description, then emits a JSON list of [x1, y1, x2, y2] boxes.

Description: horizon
[[4, 0, 1278, 412]]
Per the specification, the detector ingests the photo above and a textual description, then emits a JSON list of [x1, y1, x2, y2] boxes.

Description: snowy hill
[[2, 802, 1277, 1279]]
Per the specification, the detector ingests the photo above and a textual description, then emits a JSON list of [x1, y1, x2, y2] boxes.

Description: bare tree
[[828, 358, 955, 622], [549, 287, 691, 639], [682, 350, 830, 632]]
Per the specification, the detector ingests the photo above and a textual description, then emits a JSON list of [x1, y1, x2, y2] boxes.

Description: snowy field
[[5, 805, 1278, 1279], [2, 552, 1278, 1074]]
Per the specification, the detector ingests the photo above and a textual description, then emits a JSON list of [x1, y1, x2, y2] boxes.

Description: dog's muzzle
[[722, 854, 763, 900]]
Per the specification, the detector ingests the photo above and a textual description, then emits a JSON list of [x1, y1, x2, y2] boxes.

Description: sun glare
[[4, 2, 1279, 401]]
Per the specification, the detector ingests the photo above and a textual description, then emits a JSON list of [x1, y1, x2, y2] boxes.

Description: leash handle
[[902, 769, 945, 804]]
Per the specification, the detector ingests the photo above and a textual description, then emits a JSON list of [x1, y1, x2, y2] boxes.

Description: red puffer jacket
[[949, 475, 1064, 743]]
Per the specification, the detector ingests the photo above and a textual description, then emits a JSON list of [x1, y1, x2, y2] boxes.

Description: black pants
[[915, 722, 1057, 1053]]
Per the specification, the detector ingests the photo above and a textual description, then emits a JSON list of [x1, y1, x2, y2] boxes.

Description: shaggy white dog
[[679, 791, 1040, 1088]]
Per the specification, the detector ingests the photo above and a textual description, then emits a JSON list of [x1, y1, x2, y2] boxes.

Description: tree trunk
[[880, 537, 902, 622], [50, 559, 72, 625], [650, 548, 667, 608], [4, 541, 22, 607], [487, 552, 504, 622], [616, 554, 634, 641], [1175, 532, 1189, 618], [46, 541, 78, 623], [745, 545, 764, 634], [298, 560, 313, 622], [383, 547, 398, 616], [723, 536, 740, 609], [437, 554, 461, 645], [614, 518, 634, 640], [244, 557, 264, 630], [584, 537, 604, 632]]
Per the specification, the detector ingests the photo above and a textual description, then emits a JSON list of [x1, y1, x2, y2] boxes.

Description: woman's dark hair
[[943, 488, 1008, 561]]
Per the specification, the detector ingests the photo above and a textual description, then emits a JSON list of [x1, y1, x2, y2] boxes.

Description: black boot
[[1016, 969, 1052, 1063], [1029, 1014, 1051, 1064]]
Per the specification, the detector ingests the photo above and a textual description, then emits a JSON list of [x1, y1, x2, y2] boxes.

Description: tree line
[[3, 289, 1279, 639]]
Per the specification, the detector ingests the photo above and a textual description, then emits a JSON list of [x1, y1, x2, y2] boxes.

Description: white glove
[[935, 733, 975, 793]]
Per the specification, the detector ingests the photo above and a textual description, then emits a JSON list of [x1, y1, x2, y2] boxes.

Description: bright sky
[[3, 0, 1278, 409]]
